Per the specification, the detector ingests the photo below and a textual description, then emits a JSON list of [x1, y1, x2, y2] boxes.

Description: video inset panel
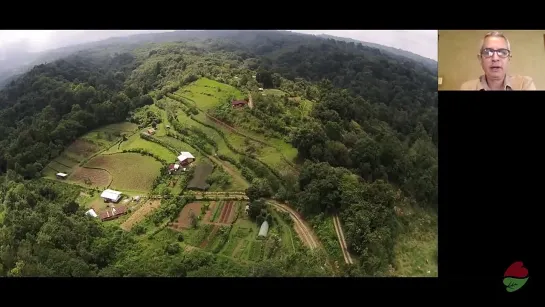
[[438, 30, 545, 90]]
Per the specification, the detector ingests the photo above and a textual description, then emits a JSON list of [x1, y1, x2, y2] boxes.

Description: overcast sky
[[0, 30, 438, 60]]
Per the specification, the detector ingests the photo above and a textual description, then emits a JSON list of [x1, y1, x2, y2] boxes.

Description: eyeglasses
[[480, 48, 510, 58]]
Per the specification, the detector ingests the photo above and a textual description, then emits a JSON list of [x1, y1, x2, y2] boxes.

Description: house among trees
[[56, 173, 68, 180], [231, 100, 248, 108], [100, 189, 122, 203], [177, 152, 195, 166], [99, 205, 128, 221], [147, 128, 155, 135]]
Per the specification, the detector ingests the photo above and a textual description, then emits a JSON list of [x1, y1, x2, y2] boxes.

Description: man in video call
[[460, 31, 536, 90]]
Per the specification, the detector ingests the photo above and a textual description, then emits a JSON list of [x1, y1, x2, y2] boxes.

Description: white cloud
[[0, 30, 175, 53]]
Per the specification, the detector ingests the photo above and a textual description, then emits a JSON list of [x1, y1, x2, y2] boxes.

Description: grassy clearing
[[102, 130, 175, 162], [85, 153, 162, 192], [157, 136, 200, 159], [262, 89, 285, 96], [391, 207, 438, 277], [174, 77, 245, 111]]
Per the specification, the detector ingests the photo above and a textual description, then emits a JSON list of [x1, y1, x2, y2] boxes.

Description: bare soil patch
[[69, 166, 111, 188], [172, 202, 202, 230]]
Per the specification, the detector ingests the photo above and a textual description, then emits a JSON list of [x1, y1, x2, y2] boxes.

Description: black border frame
[[1, 13, 540, 302]]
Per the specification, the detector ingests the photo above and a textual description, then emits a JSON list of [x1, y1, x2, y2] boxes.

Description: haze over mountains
[[0, 30, 437, 88]]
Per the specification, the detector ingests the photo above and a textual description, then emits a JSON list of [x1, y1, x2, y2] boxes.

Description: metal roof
[[100, 189, 122, 201], [177, 151, 195, 161]]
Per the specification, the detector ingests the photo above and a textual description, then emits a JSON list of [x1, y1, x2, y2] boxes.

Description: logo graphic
[[503, 261, 529, 292]]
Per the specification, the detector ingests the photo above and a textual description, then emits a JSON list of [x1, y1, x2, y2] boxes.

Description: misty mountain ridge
[[0, 30, 436, 88], [316, 33, 437, 71]]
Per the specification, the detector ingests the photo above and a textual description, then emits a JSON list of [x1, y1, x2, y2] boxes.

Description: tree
[[188, 210, 197, 229]]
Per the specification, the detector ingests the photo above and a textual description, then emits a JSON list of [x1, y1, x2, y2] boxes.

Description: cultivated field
[[121, 199, 161, 231], [167, 201, 297, 263], [173, 77, 245, 111], [187, 162, 214, 190], [85, 153, 162, 192], [68, 167, 112, 189], [44, 122, 140, 180], [107, 132, 175, 162]]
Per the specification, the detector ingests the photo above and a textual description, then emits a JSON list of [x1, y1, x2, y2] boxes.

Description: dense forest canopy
[[0, 30, 437, 277]]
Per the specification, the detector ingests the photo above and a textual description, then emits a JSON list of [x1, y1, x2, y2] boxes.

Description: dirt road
[[333, 214, 354, 265], [268, 201, 320, 250]]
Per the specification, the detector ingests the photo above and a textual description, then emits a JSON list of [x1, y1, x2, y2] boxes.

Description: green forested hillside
[[0, 30, 437, 277]]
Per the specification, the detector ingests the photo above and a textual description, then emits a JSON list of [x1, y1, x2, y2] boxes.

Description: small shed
[[147, 128, 155, 135], [258, 88, 264, 91], [258, 221, 269, 238], [166, 125, 171, 129], [100, 189, 122, 203], [56, 173, 68, 180], [85, 209, 98, 218]]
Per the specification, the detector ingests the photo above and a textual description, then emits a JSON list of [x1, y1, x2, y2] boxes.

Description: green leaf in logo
[[503, 277, 529, 292]]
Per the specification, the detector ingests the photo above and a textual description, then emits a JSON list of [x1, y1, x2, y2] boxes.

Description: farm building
[[166, 125, 171, 129], [232, 100, 248, 108], [100, 189, 122, 203], [56, 173, 68, 180], [168, 163, 181, 174], [258, 221, 269, 238], [177, 152, 195, 166], [85, 209, 98, 218], [147, 128, 155, 135], [258, 88, 263, 91], [99, 205, 128, 221]]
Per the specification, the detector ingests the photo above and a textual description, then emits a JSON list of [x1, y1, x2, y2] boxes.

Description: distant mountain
[[0, 30, 438, 88], [316, 33, 437, 71]]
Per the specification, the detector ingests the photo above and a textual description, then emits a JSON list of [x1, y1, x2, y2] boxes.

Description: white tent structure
[[100, 189, 122, 203], [258, 221, 269, 238], [85, 209, 98, 218]]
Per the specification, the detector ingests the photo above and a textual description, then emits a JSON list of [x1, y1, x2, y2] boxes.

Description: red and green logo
[[503, 261, 529, 292]]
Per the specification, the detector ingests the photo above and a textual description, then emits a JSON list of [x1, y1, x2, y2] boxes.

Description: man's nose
[[491, 52, 500, 60]]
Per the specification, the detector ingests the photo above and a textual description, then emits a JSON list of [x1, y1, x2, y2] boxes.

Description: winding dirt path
[[333, 214, 354, 265], [268, 201, 320, 250]]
